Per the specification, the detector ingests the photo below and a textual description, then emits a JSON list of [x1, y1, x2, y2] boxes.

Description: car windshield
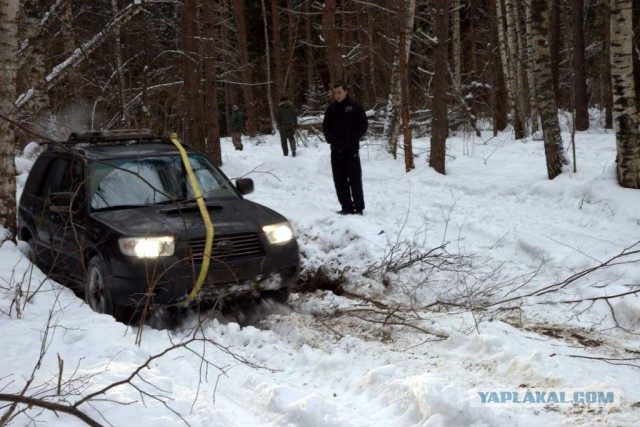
[[89, 154, 237, 211]]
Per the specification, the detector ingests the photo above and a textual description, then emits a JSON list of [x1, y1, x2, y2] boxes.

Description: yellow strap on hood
[[168, 133, 214, 302]]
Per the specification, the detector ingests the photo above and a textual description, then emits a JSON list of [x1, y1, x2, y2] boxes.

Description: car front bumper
[[106, 244, 300, 308]]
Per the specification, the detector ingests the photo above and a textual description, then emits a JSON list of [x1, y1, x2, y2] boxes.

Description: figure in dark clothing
[[230, 104, 245, 150], [322, 82, 369, 215], [276, 97, 298, 156]]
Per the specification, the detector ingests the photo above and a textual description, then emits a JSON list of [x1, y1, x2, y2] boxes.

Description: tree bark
[[322, 0, 342, 84], [111, 0, 127, 126], [400, 0, 415, 172], [496, 0, 525, 139], [203, 0, 221, 165], [602, 0, 613, 129], [233, 0, 258, 134], [0, 0, 19, 241], [270, 0, 285, 98], [181, 0, 204, 150], [386, 0, 415, 158], [430, 0, 448, 175], [452, 0, 461, 87], [610, 0, 640, 188], [525, 0, 539, 133], [530, 0, 566, 179], [549, 0, 561, 103], [261, 0, 276, 131], [572, 0, 589, 131], [488, 0, 508, 135]]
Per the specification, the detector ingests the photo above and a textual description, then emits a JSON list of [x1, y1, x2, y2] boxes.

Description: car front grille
[[189, 233, 264, 262]]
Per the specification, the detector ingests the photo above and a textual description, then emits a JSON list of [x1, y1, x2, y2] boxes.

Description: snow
[[2, 123, 640, 426]]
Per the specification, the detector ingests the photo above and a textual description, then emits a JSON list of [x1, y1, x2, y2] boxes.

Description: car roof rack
[[67, 129, 157, 143]]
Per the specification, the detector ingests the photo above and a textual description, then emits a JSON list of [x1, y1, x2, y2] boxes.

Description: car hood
[[90, 199, 288, 237]]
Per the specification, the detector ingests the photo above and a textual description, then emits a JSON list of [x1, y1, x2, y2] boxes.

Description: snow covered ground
[[2, 122, 640, 426]]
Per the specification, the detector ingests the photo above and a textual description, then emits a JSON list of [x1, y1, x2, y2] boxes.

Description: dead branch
[[0, 393, 103, 427]]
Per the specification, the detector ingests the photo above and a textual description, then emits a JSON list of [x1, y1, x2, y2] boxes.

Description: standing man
[[322, 82, 369, 215], [276, 96, 298, 156], [230, 104, 245, 151]]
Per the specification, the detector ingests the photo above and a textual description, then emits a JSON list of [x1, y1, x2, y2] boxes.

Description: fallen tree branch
[[0, 393, 103, 427]]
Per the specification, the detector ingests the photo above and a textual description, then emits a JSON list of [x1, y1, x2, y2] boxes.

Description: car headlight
[[118, 236, 175, 257], [262, 223, 294, 245]]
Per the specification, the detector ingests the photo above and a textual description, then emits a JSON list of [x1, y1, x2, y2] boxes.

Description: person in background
[[276, 96, 298, 157], [322, 81, 369, 215], [230, 104, 245, 151]]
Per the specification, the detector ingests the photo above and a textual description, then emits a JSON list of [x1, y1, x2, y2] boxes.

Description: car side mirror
[[49, 192, 78, 213], [235, 178, 254, 195]]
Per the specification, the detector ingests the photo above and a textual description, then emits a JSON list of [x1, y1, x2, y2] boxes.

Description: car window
[[89, 155, 236, 211], [38, 157, 84, 197]]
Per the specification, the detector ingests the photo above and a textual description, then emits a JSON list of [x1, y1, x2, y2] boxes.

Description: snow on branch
[[15, 1, 173, 109]]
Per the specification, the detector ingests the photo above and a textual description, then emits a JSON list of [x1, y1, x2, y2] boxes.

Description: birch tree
[[0, 0, 19, 241], [609, 0, 640, 188], [386, 0, 415, 158], [496, 0, 525, 139], [530, 0, 566, 179]]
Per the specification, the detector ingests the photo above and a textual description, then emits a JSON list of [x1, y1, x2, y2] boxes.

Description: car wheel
[[25, 237, 36, 260], [85, 256, 117, 318]]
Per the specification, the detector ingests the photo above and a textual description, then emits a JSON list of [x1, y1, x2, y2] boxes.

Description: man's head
[[332, 81, 349, 102], [232, 104, 239, 111], [280, 96, 288, 102]]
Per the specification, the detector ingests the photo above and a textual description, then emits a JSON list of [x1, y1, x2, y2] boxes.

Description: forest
[[1, 0, 640, 240]]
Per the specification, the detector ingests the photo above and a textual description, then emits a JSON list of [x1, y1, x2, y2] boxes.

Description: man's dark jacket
[[276, 100, 297, 130], [322, 96, 368, 152]]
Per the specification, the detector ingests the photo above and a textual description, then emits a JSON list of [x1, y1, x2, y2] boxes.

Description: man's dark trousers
[[280, 127, 296, 155], [331, 149, 364, 212]]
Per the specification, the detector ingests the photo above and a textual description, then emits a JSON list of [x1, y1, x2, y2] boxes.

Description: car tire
[[85, 256, 130, 323], [25, 237, 36, 261]]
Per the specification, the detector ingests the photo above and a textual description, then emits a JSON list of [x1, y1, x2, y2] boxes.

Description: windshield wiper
[[92, 204, 149, 212]]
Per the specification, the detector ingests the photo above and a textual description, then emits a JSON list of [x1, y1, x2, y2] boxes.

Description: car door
[[37, 157, 87, 282]]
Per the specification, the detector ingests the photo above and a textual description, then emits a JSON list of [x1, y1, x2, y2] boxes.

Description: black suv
[[18, 130, 300, 322]]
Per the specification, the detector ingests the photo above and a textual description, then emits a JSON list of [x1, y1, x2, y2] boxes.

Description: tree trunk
[[525, 0, 539, 133], [203, 0, 221, 165], [304, 0, 316, 109], [496, 0, 525, 139], [111, 0, 127, 126], [286, 0, 296, 99], [530, 0, 566, 179], [400, 0, 415, 172], [17, 0, 51, 143], [549, 0, 561, 102], [233, 0, 258, 134], [572, 0, 589, 131], [261, 0, 276, 131], [470, 0, 478, 76], [452, 0, 461, 87], [270, 0, 285, 98], [322, 0, 341, 84], [602, 0, 613, 129], [181, 0, 204, 150], [430, 0, 448, 175], [0, 0, 19, 242], [386, 1, 415, 158], [610, 0, 640, 188], [488, 0, 508, 134]]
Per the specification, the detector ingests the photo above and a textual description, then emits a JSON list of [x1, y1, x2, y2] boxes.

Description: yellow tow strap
[[168, 133, 214, 302]]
